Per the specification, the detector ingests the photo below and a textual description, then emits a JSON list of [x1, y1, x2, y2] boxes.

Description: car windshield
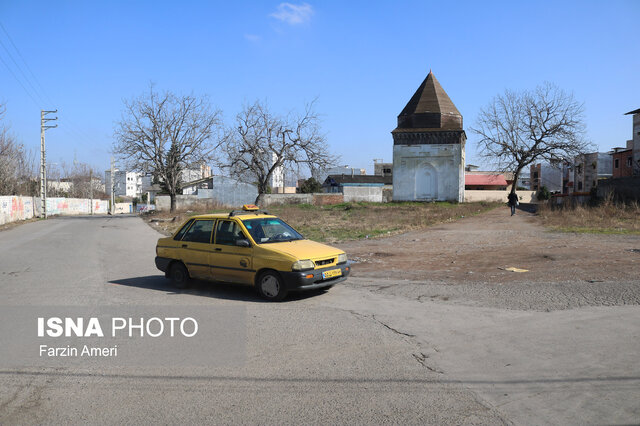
[[242, 218, 304, 244]]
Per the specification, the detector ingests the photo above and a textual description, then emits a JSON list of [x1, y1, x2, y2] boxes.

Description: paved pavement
[[1, 215, 639, 425]]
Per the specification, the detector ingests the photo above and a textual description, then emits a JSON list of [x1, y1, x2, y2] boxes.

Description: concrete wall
[[258, 193, 345, 207], [156, 195, 230, 211], [0, 196, 109, 225], [465, 190, 538, 204], [113, 203, 133, 214], [261, 194, 312, 206], [342, 186, 383, 202], [393, 144, 464, 202], [136, 204, 156, 213], [597, 177, 640, 202]]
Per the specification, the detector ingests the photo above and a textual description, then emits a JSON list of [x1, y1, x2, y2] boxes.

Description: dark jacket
[[507, 192, 518, 206]]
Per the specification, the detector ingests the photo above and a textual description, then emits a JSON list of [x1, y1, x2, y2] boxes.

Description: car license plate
[[322, 269, 342, 279]]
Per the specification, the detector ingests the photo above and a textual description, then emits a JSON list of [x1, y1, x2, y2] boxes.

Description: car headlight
[[292, 259, 315, 271], [337, 253, 347, 264]]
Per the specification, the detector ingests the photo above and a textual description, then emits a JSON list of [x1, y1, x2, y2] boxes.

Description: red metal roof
[[465, 174, 508, 186]]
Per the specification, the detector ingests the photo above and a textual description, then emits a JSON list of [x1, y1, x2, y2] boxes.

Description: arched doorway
[[415, 163, 437, 200]]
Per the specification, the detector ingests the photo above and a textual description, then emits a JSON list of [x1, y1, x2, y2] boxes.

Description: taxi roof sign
[[242, 204, 260, 211]]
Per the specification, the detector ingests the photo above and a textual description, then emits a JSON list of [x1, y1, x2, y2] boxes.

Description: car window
[[243, 218, 303, 244], [181, 220, 214, 244], [174, 219, 194, 241], [215, 220, 248, 246]]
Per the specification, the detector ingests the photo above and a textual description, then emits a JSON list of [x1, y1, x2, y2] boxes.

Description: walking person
[[508, 191, 519, 216]]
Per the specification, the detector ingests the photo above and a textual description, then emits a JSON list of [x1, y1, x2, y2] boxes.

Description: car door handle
[[214, 248, 222, 251], [182, 244, 188, 248]]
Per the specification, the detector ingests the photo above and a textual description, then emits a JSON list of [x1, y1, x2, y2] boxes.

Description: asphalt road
[[1, 215, 639, 425]]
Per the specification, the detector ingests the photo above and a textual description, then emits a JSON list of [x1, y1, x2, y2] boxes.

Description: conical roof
[[395, 71, 462, 131]]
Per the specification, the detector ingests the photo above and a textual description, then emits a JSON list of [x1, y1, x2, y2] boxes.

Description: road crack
[[371, 315, 415, 337], [411, 352, 444, 374]]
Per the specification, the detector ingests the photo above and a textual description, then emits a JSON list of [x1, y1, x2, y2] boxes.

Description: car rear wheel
[[257, 271, 288, 301], [170, 262, 190, 289]]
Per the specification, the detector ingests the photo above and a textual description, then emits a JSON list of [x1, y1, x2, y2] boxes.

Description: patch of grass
[[538, 200, 640, 235], [550, 226, 640, 235], [267, 201, 499, 242], [147, 201, 500, 242]]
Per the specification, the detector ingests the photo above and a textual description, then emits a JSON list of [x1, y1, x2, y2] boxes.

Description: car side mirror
[[236, 239, 251, 248]]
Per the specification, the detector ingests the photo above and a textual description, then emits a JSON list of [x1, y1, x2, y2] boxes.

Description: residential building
[[181, 163, 212, 184], [315, 166, 366, 184], [105, 170, 151, 198], [625, 108, 640, 175], [464, 174, 509, 191], [611, 142, 634, 178], [573, 152, 612, 193], [373, 160, 393, 177], [392, 71, 465, 202], [530, 161, 563, 193], [323, 174, 392, 203]]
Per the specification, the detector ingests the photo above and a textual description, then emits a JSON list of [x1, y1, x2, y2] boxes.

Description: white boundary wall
[[0, 196, 109, 225], [464, 190, 538, 204]]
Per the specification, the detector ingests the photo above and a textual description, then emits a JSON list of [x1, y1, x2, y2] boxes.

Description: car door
[[177, 219, 215, 280], [210, 219, 254, 284]]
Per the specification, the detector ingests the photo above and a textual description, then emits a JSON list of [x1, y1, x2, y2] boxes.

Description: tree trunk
[[170, 193, 176, 213], [254, 192, 263, 206], [510, 168, 522, 195]]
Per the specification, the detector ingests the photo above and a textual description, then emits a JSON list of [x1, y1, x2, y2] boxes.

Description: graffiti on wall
[[0, 196, 109, 225]]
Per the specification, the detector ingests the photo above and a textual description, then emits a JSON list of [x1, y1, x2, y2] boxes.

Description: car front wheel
[[257, 271, 288, 301]]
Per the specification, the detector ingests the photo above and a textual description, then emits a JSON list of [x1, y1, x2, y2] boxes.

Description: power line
[[0, 21, 55, 106], [0, 53, 40, 106], [0, 21, 102, 163], [0, 37, 47, 105]]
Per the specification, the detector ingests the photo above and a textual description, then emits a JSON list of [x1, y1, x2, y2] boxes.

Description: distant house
[[573, 152, 612, 193], [323, 175, 392, 192], [315, 166, 366, 184], [373, 160, 393, 177], [105, 170, 151, 198], [181, 176, 214, 195], [610, 144, 633, 178], [464, 174, 508, 191], [626, 108, 640, 176], [530, 161, 563, 193], [323, 174, 392, 203]]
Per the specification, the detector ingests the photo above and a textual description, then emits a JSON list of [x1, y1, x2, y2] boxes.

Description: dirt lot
[[142, 202, 638, 291], [336, 205, 640, 285]]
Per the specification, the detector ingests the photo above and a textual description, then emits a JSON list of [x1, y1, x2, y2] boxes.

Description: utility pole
[[40, 110, 58, 219], [89, 169, 93, 215], [110, 157, 115, 214]]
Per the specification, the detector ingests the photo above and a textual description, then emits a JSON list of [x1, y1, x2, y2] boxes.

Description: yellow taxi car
[[155, 205, 350, 301]]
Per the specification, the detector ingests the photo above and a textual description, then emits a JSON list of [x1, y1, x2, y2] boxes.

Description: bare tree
[[50, 160, 105, 199], [221, 100, 337, 205], [0, 104, 37, 196], [471, 82, 591, 194], [113, 86, 222, 211]]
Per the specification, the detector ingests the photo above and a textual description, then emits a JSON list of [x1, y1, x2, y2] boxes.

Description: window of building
[[614, 159, 619, 169], [578, 181, 583, 191], [628, 157, 633, 167]]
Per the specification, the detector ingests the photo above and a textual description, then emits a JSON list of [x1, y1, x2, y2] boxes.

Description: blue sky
[[1, 0, 638, 175]]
